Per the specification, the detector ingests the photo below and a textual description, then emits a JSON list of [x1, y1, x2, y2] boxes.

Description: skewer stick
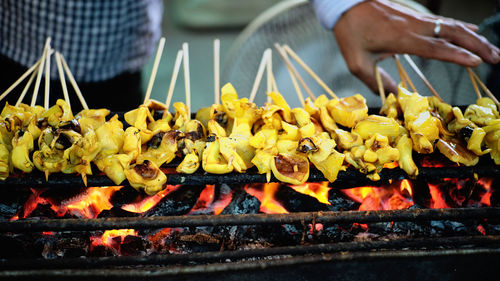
[[374, 65, 386, 104], [403, 54, 443, 102], [182, 43, 191, 117], [394, 55, 417, 92], [469, 68, 500, 106], [164, 49, 184, 112], [249, 49, 270, 103], [15, 66, 38, 106], [266, 50, 272, 94], [144, 37, 166, 104], [0, 59, 42, 103], [281, 47, 305, 106], [466, 67, 482, 99], [283, 44, 338, 99], [31, 38, 51, 107], [59, 54, 89, 110], [55, 52, 71, 107], [275, 43, 315, 101], [44, 48, 52, 110], [268, 52, 278, 103], [214, 39, 220, 105]]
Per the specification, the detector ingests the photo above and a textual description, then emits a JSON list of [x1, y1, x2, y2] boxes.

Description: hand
[[333, 0, 500, 94]]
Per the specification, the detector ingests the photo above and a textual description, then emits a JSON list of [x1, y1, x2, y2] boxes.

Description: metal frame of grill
[[1, 208, 499, 279]]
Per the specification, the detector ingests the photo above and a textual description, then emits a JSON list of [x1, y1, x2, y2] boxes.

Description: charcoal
[[42, 234, 89, 258], [221, 189, 260, 215], [26, 203, 58, 218], [120, 235, 150, 256], [89, 245, 116, 257], [0, 203, 18, 220], [430, 220, 467, 233], [490, 190, 499, 207], [327, 189, 358, 211], [97, 206, 141, 218], [276, 184, 330, 212], [109, 186, 141, 207], [145, 185, 205, 217], [0, 234, 39, 258]]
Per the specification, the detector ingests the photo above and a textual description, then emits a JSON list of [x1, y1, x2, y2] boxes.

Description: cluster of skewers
[[0, 37, 499, 195]]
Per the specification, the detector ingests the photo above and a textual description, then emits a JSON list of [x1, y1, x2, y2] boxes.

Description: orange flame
[[342, 180, 414, 211], [428, 183, 449, 208], [189, 185, 233, 215], [245, 183, 288, 214], [121, 185, 180, 213], [12, 186, 123, 220], [289, 182, 331, 205], [57, 186, 123, 218]]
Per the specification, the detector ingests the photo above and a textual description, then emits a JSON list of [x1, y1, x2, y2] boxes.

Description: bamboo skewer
[[266, 50, 272, 94], [403, 54, 443, 102], [394, 55, 417, 93], [44, 48, 52, 110], [144, 37, 166, 104], [59, 54, 89, 110], [55, 52, 71, 107], [267, 51, 278, 103], [468, 68, 499, 106], [283, 44, 338, 99], [374, 65, 386, 104], [164, 50, 184, 113], [249, 49, 270, 103], [275, 43, 314, 103], [15, 66, 38, 106], [31, 38, 51, 107], [0, 59, 42, 103], [214, 39, 220, 105], [466, 67, 482, 100], [280, 46, 305, 106], [182, 43, 191, 117]]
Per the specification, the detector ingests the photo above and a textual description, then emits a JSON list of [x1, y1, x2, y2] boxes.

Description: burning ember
[[341, 180, 414, 211], [90, 229, 138, 254]]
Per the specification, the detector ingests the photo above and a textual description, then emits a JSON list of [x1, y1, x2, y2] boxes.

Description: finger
[[345, 53, 396, 96], [401, 35, 483, 67], [438, 21, 500, 64], [422, 15, 478, 32]]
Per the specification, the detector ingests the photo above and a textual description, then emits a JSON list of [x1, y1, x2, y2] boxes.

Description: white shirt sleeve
[[311, 0, 365, 30]]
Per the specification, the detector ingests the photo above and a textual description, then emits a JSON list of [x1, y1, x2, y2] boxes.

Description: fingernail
[[469, 54, 482, 65]]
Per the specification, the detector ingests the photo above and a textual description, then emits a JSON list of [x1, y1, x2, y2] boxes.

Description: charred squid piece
[[76, 108, 110, 134], [138, 130, 182, 168], [301, 134, 345, 182], [33, 127, 66, 179], [353, 115, 400, 140], [436, 136, 479, 166], [61, 129, 102, 186], [11, 130, 34, 173], [58, 119, 82, 133], [380, 93, 400, 120], [202, 134, 233, 174], [396, 134, 418, 177], [270, 153, 310, 185], [177, 120, 206, 174], [41, 99, 74, 126], [125, 160, 167, 195], [327, 94, 368, 128]]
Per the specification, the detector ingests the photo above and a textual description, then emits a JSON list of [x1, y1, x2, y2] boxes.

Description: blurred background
[[143, 0, 498, 110]]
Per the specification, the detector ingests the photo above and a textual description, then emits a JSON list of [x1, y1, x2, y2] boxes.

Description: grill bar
[[1, 163, 498, 189], [1, 235, 498, 269], [1, 248, 498, 279], [3, 207, 499, 232]]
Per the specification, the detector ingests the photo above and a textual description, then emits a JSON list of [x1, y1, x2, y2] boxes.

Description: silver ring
[[433, 19, 443, 37]]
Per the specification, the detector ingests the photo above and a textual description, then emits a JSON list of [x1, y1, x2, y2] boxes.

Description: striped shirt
[[0, 0, 360, 83], [0, 0, 163, 83]]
